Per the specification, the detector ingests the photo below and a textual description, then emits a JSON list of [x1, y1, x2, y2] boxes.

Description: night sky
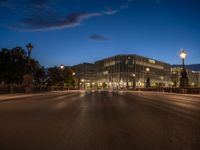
[[0, 0, 200, 67]]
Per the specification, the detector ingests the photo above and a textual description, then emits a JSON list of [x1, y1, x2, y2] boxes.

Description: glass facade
[[95, 55, 171, 88], [71, 55, 200, 89], [71, 63, 95, 89]]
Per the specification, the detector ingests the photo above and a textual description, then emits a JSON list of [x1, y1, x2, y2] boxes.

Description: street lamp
[[180, 50, 187, 69], [146, 68, 150, 88], [22, 43, 34, 93], [72, 72, 76, 89], [60, 64, 65, 90], [179, 49, 189, 88], [132, 73, 136, 90], [26, 43, 33, 64], [60, 64, 65, 70]]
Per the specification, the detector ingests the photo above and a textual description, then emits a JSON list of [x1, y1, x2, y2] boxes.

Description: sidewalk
[[0, 93, 51, 101], [127, 90, 200, 98], [0, 90, 81, 101]]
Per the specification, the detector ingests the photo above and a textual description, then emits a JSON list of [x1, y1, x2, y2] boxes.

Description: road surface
[[0, 91, 200, 150]]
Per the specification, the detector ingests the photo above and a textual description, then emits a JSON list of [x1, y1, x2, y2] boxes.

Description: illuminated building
[[71, 55, 200, 89], [95, 55, 171, 89], [71, 63, 95, 89]]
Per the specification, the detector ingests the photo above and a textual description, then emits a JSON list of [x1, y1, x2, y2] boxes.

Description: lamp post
[[72, 72, 76, 89], [26, 43, 33, 64], [132, 73, 136, 90], [146, 68, 150, 88], [22, 43, 34, 93], [26, 43, 33, 73], [180, 50, 186, 69], [60, 64, 65, 90], [179, 50, 189, 88]]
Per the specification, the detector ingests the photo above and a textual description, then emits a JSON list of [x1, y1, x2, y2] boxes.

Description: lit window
[[149, 59, 156, 64]]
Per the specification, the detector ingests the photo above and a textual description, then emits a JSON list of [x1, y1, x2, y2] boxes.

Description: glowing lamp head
[[180, 50, 187, 59], [132, 74, 136, 77], [72, 72, 76, 76], [146, 68, 150, 72], [60, 64, 64, 70]]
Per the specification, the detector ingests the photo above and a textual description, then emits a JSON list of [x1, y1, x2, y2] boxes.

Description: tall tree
[[0, 46, 46, 85], [0, 47, 26, 84], [47, 66, 75, 87], [47, 66, 61, 86]]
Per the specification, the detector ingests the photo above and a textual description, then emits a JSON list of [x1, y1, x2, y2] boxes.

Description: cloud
[[1, 0, 134, 31], [89, 35, 109, 41], [103, 0, 134, 15], [12, 12, 102, 31], [103, 7, 118, 15]]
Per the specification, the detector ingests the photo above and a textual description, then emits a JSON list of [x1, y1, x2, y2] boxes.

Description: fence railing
[[1, 85, 200, 95], [0, 85, 62, 94]]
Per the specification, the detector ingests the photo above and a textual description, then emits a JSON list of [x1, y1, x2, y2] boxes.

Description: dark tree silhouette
[[47, 66, 75, 87], [0, 46, 46, 85]]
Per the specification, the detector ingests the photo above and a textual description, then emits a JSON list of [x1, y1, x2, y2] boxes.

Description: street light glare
[[60, 64, 64, 70], [180, 50, 187, 59], [146, 68, 150, 72]]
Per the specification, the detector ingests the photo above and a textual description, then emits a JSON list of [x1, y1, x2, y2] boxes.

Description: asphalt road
[[0, 91, 200, 150]]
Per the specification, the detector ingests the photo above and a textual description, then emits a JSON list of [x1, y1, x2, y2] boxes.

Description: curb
[[127, 91, 200, 98]]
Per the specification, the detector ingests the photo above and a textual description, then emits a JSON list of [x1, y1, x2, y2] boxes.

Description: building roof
[[95, 54, 170, 65]]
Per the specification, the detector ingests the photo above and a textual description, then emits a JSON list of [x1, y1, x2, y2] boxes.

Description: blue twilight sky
[[0, 0, 200, 67]]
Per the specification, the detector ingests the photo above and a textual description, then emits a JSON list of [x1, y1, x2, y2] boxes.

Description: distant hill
[[172, 64, 200, 71]]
